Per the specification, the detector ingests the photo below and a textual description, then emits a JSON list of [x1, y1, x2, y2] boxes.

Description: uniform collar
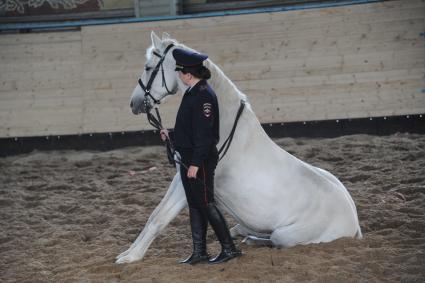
[[185, 80, 206, 95]]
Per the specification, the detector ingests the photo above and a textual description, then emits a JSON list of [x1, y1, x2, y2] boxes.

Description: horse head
[[130, 31, 179, 115]]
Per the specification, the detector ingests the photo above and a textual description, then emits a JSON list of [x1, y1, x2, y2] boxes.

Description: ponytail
[[197, 66, 211, 80], [182, 65, 211, 80]]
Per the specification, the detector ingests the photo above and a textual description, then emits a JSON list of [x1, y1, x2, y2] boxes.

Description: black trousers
[[178, 147, 219, 209]]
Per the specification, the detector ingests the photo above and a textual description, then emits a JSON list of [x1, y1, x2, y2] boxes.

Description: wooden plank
[[5, 108, 84, 137], [251, 90, 425, 122], [218, 50, 424, 83], [239, 76, 423, 96], [78, 40, 425, 82], [0, 31, 81, 46]]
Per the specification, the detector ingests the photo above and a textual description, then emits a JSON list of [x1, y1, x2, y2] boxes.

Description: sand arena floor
[[1, 133, 424, 282]]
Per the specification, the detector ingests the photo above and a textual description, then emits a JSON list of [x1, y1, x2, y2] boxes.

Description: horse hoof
[[242, 236, 253, 245], [116, 249, 131, 260], [116, 252, 140, 264], [116, 255, 132, 264]]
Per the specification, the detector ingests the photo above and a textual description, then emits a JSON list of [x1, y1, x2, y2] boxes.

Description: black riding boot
[[179, 207, 209, 265], [205, 203, 242, 264]]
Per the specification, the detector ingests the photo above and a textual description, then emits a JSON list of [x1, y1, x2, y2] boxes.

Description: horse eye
[[145, 66, 152, 71]]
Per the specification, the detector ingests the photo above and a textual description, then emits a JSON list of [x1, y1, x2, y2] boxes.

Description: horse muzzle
[[130, 96, 149, 115]]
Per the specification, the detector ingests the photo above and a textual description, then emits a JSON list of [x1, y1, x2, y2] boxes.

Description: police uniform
[[172, 48, 241, 265], [174, 79, 219, 208]]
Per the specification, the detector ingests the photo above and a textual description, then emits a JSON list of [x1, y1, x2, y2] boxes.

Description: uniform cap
[[173, 48, 208, 71]]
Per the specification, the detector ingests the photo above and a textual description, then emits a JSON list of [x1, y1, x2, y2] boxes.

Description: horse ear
[[162, 32, 171, 40], [151, 31, 162, 49]]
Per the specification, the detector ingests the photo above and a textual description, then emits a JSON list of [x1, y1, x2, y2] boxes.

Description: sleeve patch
[[202, 103, 212, 117]]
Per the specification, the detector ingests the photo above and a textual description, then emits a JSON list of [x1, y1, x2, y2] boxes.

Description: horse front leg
[[116, 172, 187, 264]]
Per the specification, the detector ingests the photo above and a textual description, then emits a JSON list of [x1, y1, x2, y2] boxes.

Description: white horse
[[116, 31, 362, 264]]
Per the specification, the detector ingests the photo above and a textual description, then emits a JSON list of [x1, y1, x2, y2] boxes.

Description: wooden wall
[[0, 0, 424, 138]]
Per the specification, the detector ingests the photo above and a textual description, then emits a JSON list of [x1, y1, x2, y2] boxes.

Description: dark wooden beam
[[1, 114, 423, 157]]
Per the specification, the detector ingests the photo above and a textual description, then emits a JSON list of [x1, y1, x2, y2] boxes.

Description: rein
[[145, 108, 176, 167], [218, 100, 245, 161]]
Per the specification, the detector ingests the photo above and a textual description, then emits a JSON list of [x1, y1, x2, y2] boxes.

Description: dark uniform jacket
[[173, 80, 219, 167]]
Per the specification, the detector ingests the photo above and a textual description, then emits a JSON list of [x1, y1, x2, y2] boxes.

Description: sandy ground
[[1, 133, 424, 282]]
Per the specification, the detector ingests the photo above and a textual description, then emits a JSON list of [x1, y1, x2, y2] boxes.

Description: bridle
[[137, 43, 177, 164], [138, 43, 176, 112]]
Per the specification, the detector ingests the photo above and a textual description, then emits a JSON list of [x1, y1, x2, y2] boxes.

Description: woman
[[160, 48, 241, 265]]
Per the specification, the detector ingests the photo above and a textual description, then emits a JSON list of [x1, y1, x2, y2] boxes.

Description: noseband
[[138, 43, 176, 110]]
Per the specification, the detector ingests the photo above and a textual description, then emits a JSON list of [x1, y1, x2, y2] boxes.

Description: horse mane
[[150, 38, 249, 107]]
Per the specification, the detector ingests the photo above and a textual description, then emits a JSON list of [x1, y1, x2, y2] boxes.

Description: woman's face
[[178, 71, 191, 86]]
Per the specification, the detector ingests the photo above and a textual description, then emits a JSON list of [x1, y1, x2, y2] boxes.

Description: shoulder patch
[[202, 103, 212, 117]]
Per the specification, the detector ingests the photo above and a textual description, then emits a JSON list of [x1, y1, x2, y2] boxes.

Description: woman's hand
[[160, 129, 169, 141], [187, 166, 199, 178]]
